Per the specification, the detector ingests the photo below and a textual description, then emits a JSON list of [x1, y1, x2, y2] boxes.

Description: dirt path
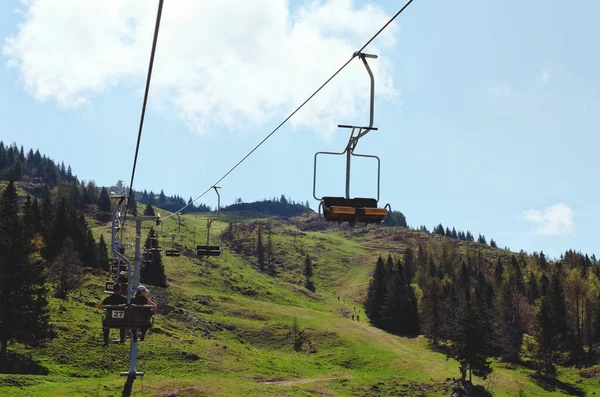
[[263, 376, 353, 387]]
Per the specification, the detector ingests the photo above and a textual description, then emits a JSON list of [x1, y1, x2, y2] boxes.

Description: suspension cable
[[161, 0, 415, 221], [123, 0, 164, 221]]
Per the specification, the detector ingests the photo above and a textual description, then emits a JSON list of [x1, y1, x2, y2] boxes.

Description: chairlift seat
[[104, 281, 128, 294], [102, 305, 154, 330], [196, 245, 221, 256], [165, 250, 181, 257], [322, 196, 387, 224]]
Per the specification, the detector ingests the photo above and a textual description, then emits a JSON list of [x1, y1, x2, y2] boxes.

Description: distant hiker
[[131, 285, 158, 341], [357, 315, 359, 322], [353, 306, 356, 311], [337, 296, 340, 301], [352, 314, 355, 321], [97, 283, 127, 346]]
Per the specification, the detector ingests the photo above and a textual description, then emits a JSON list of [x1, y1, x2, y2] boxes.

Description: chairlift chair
[[104, 280, 128, 295], [313, 53, 391, 226], [196, 186, 223, 257], [165, 233, 181, 257], [102, 304, 155, 330]]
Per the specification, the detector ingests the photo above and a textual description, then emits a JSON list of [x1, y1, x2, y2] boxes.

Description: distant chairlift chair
[[165, 215, 182, 257], [196, 186, 223, 257], [313, 52, 391, 226]]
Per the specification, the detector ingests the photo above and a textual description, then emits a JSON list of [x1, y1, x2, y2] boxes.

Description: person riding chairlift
[[131, 285, 158, 341], [97, 283, 127, 346]]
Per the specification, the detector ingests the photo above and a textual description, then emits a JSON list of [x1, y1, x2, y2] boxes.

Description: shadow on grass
[[122, 375, 135, 397], [1, 353, 49, 375], [530, 374, 585, 397]]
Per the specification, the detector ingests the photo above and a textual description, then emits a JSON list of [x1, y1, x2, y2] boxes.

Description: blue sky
[[1, 0, 599, 259]]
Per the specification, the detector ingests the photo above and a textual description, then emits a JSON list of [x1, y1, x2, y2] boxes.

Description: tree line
[[0, 141, 79, 187], [222, 195, 311, 217], [417, 223, 498, 248], [365, 240, 600, 382], [0, 180, 115, 372]]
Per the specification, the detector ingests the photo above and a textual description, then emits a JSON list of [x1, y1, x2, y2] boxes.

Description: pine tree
[[477, 234, 487, 244], [96, 235, 110, 271], [365, 256, 387, 327], [0, 142, 5, 170], [0, 182, 51, 372], [9, 161, 22, 181], [532, 296, 560, 376], [257, 224, 265, 270], [83, 229, 98, 268], [51, 197, 69, 259], [141, 190, 149, 204], [141, 227, 167, 288], [267, 229, 275, 276], [447, 291, 493, 382], [127, 194, 138, 216], [158, 190, 167, 207], [433, 224, 445, 235], [49, 237, 83, 299], [98, 187, 111, 212], [304, 254, 315, 291], [422, 275, 443, 345], [143, 203, 155, 216]]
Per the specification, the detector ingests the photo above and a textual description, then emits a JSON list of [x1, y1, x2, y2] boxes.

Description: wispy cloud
[[2, 0, 400, 136], [520, 203, 574, 236], [536, 69, 551, 84]]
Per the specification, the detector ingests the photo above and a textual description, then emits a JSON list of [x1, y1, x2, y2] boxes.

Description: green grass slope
[[1, 203, 598, 396]]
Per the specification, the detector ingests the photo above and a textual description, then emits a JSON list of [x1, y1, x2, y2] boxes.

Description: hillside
[[1, 182, 599, 396]]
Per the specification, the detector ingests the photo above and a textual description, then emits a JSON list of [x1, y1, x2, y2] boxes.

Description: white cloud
[[536, 69, 550, 84], [2, 0, 400, 136], [520, 203, 574, 236]]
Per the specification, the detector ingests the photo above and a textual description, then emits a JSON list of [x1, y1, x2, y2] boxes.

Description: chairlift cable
[[162, 0, 416, 221], [123, 0, 164, 222]]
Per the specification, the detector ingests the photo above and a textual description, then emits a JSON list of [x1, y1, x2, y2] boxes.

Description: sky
[[1, 0, 599, 259]]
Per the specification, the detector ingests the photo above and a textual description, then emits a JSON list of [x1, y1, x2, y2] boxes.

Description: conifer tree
[[532, 296, 560, 376], [158, 190, 167, 207], [9, 161, 22, 181], [267, 229, 275, 276], [96, 234, 110, 271], [97, 187, 111, 213], [141, 227, 167, 288], [127, 194, 138, 216], [51, 197, 69, 259], [304, 254, 315, 291], [447, 291, 493, 382], [422, 275, 443, 344], [365, 256, 386, 327], [83, 229, 98, 268], [0, 181, 51, 371], [49, 237, 83, 299], [143, 203, 155, 216], [404, 246, 415, 281], [256, 224, 265, 270]]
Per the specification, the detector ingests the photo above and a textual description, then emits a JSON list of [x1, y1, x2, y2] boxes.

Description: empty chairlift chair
[[165, 233, 181, 257], [313, 53, 390, 226], [196, 186, 223, 257]]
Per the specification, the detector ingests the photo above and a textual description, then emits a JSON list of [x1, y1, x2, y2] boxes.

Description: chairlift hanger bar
[[159, 0, 416, 222]]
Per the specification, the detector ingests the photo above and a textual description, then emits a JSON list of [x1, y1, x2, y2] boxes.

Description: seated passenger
[[131, 285, 158, 341], [97, 283, 128, 346]]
